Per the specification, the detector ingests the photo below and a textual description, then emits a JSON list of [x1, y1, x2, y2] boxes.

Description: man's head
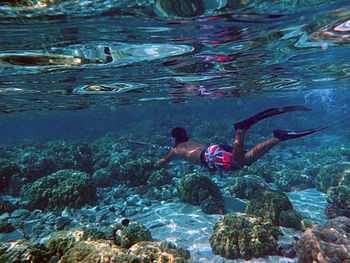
[[171, 127, 188, 146]]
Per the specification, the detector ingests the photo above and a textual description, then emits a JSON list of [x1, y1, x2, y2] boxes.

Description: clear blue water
[[1, 0, 350, 262]]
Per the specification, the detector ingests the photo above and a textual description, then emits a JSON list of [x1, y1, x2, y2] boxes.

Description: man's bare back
[[155, 140, 206, 167]]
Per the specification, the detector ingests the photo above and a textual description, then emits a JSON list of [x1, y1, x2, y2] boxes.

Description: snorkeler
[[155, 106, 324, 171]]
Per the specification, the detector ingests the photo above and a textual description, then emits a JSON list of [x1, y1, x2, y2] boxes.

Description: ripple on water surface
[[0, 43, 194, 74]]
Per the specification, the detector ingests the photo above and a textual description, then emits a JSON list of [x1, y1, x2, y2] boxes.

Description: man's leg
[[232, 129, 247, 168], [242, 137, 280, 166]]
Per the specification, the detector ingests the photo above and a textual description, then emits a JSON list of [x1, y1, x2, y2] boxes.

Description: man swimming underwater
[[155, 106, 323, 172]]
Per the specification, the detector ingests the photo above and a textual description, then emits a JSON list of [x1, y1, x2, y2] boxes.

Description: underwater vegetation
[[0, 133, 349, 262], [209, 213, 281, 260], [1, 0, 350, 261], [0, 221, 190, 262], [177, 173, 224, 214]]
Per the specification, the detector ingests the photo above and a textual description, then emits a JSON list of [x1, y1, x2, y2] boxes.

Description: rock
[[120, 158, 155, 186], [46, 229, 98, 255], [325, 185, 350, 218], [113, 221, 152, 249], [0, 199, 16, 214], [128, 241, 190, 262], [246, 190, 302, 230], [315, 162, 350, 192], [177, 173, 224, 214], [0, 159, 20, 194], [272, 169, 313, 192], [296, 216, 350, 263], [126, 195, 141, 206], [209, 213, 281, 260], [147, 168, 171, 187], [58, 240, 128, 263], [17, 143, 93, 183], [0, 213, 10, 221], [229, 175, 269, 199], [58, 239, 190, 263], [55, 216, 72, 231], [0, 240, 51, 263], [18, 149, 56, 181], [21, 169, 97, 210], [10, 208, 30, 219], [91, 168, 116, 188]]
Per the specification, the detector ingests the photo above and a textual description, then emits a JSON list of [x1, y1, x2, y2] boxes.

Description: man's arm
[[154, 148, 176, 168]]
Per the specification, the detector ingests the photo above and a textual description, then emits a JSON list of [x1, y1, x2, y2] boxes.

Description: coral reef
[[271, 169, 313, 192], [315, 162, 350, 192], [59, 240, 127, 263], [1, 134, 349, 262], [177, 173, 224, 214], [128, 241, 190, 263], [296, 216, 350, 263], [119, 158, 155, 186], [9, 142, 93, 185], [246, 190, 303, 230], [0, 241, 48, 263], [229, 175, 269, 199], [91, 168, 115, 188], [21, 169, 97, 210], [0, 199, 16, 214], [0, 222, 190, 263], [113, 221, 152, 249], [147, 168, 172, 187], [0, 159, 21, 195], [326, 185, 350, 218], [209, 213, 281, 260]]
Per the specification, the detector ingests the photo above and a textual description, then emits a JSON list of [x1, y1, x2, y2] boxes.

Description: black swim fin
[[234, 105, 311, 130], [273, 127, 326, 141]]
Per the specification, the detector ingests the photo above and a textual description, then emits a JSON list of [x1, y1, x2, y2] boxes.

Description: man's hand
[[154, 148, 174, 169], [154, 159, 164, 169]]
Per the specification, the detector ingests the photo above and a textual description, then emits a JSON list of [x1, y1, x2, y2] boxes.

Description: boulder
[[147, 168, 171, 187], [315, 162, 350, 192], [177, 173, 224, 214], [0, 240, 51, 263], [209, 213, 281, 260], [21, 169, 97, 210], [58, 240, 128, 263], [229, 175, 269, 199], [246, 190, 302, 230], [0, 159, 20, 193], [113, 221, 152, 249], [128, 241, 190, 262], [296, 216, 350, 263], [326, 185, 350, 218]]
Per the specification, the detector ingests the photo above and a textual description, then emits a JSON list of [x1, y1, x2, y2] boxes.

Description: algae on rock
[[177, 173, 224, 214], [246, 190, 303, 230], [209, 213, 281, 260], [113, 221, 152, 249], [21, 169, 97, 210]]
